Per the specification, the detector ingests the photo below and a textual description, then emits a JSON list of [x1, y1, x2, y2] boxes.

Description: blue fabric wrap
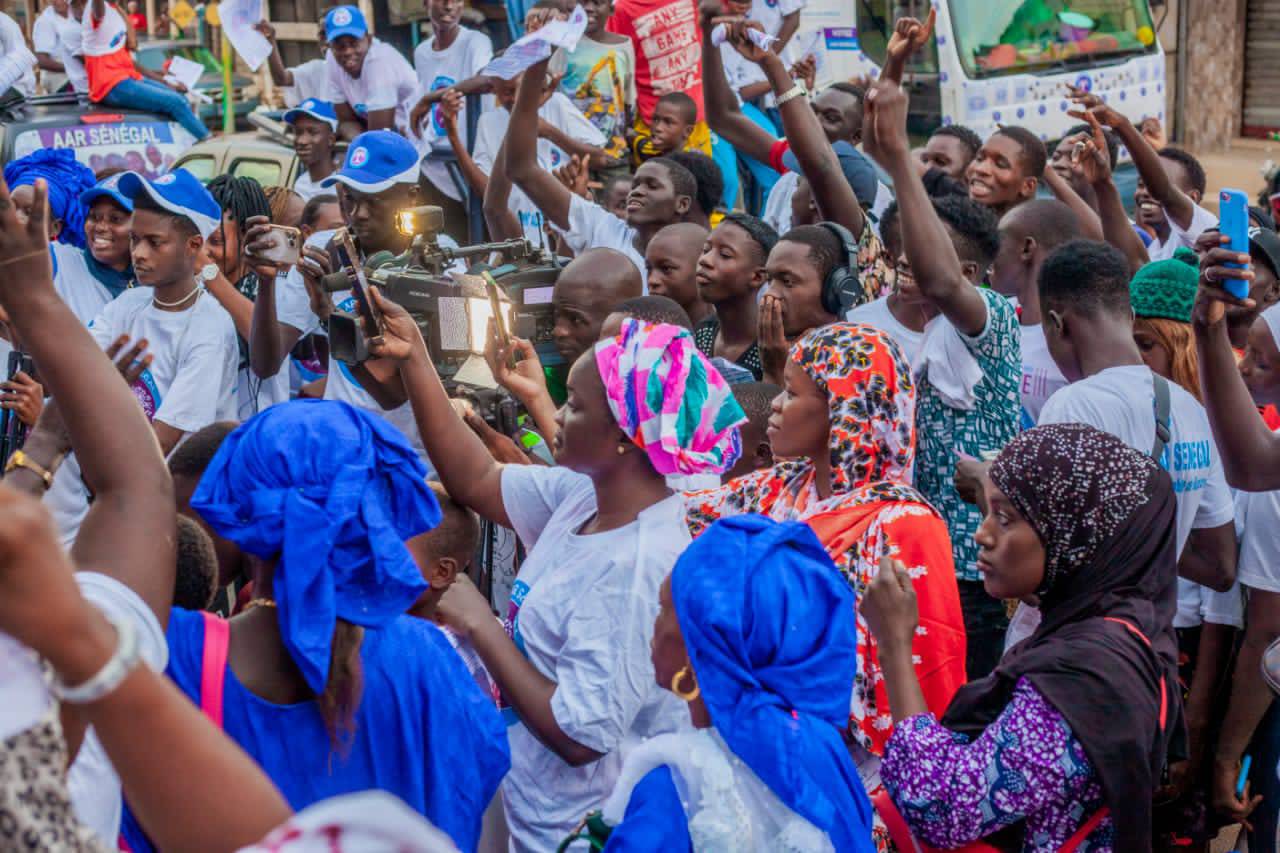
[[671, 515, 876, 853], [2, 149, 96, 249], [190, 399, 441, 693]]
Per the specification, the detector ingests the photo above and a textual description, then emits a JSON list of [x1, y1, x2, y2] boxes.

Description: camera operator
[[245, 131, 436, 465]]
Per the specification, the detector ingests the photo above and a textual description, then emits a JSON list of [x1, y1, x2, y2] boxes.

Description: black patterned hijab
[[943, 424, 1179, 851]]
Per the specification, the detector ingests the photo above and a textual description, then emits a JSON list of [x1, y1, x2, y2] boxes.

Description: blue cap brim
[[284, 108, 339, 132], [116, 171, 219, 240], [320, 162, 420, 194], [326, 25, 367, 41], [80, 187, 133, 212]]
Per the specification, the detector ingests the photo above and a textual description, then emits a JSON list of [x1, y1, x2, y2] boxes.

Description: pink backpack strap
[[199, 611, 230, 729]]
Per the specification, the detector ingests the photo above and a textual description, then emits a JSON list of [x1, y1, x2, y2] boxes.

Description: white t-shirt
[[721, 42, 770, 107], [472, 93, 605, 247], [325, 40, 419, 134], [0, 10, 37, 97], [562, 193, 646, 288], [1146, 203, 1218, 261], [1018, 321, 1067, 428], [0, 574, 165, 841], [291, 169, 332, 203], [33, 5, 88, 92], [1039, 365, 1235, 628], [1236, 485, 1280, 594], [65, 574, 169, 842], [88, 286, 239, 432], [763, 170, 799, 236], [750, 0, 804, 38], [847, 295, 928, 365], [500, 465, 688, 853], [274, 230, 435, 469], [414, 28, 494, 200], [79, 1, 128, 57], [282, 57, 329, 108], [52, 243, 115, 327]]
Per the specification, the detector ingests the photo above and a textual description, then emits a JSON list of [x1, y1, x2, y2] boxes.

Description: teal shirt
[[913, 288, 1021, 582]]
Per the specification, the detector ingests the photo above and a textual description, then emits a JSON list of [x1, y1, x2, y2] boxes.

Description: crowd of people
[[3, 0, 1280, 851]]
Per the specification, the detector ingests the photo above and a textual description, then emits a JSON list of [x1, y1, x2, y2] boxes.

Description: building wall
[[1180, 0, 1247, 150]]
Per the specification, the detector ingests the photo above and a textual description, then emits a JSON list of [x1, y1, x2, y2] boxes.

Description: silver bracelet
[[48, 612, 141, 704], [776, 82, 808, 106]]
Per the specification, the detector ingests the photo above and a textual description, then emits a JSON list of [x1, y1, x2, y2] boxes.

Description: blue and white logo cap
[[79, 172, 134, 213], [284, 98, 339, 132], [116, 169, 222, 240], [321, 130, 420, 193], [324, 5, 367, 41]]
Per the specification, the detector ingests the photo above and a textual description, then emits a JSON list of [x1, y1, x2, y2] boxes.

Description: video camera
[[321, 206, 565, 381]]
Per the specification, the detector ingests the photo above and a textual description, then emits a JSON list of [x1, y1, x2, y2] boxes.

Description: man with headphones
[[863, 77, 1023, 681], [757, 220, 863, 386]]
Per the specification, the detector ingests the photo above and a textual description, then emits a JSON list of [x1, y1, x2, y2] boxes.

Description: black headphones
[[817, 221, 862, 317]]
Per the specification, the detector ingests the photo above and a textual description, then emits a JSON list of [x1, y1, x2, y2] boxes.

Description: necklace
[[152, 285, 202, 309], [245, 598, 277, 611]]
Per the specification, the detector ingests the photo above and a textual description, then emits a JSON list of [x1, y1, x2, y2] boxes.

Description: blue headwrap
[[2, 149, 97, 249], [191, 400, 441, 693], [671, 515, 875, 853]]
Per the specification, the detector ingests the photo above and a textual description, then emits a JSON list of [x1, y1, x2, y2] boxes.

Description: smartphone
[[258, 225, 301, 266], [1219, 188, 1251, 299], [333, 228, 384, 334], [483, 272, 511, 351], [1237, 754, 1253, 798]]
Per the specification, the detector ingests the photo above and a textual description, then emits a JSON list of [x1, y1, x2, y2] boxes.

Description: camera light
[[395, 210, 417, 237], [395, 206, 447, 238]]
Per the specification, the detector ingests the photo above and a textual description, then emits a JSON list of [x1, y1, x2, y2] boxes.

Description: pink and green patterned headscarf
[[594, 318, 746, 477]]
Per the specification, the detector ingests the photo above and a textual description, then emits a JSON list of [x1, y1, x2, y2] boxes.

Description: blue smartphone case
[[1220, 188, 1251, 299]]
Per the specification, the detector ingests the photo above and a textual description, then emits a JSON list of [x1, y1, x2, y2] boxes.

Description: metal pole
[[1174, 0, 1188, 143], [221, 29, 234, 133]]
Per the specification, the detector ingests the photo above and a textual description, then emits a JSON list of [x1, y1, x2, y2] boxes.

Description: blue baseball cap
[[284, 98, 339, 132], [117, 169, 222, 240], [79, 172, 133, 213], [783, 140, 879, 210], [321, 131, 420, 194], [324, 5, 367, 41]]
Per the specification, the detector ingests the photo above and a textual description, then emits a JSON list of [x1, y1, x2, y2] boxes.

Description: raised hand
[[789, 54, 816, 91], [297, 245, 336, 322], [1062, 110, 1112, 186], [0, 174, 54, 293], [484, 322, 548, 402], [860, 555, 920, 652], [883, 9, 935, 83], [365, 285, 426, 362], [1139, 116, 1166, 150], [242, 214, 282, 281], [1193, 234, 1254, 327], [462, 409, 532, 466], [553, 153, 590, 199], [1065, 84, 1128, 130], [727, 19, 773, 64], [439, 88, 463, 135], [105, 334, 154, 386], [253, 20, 277, 42], [757, 293, 789, 386], [0, 370, 43, 427], [862, 77, 911, 169]]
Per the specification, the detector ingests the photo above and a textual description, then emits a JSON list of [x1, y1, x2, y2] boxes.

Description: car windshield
[[947, 0, 1157, 78]]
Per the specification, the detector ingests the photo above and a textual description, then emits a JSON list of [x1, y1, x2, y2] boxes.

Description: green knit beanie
[[1130, 247, 1200, 323]]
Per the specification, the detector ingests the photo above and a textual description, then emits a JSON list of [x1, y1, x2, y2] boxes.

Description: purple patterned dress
[[881, 677, 1114, 852]]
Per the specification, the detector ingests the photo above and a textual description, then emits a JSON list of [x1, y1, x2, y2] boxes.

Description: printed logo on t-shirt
[[131, 368, 162, 421], [108, 30, 125, 48], [498, 578, 531, 725], [349, 146, 369, 167], [1166, 437, 1213, 494], [428, 75, 457, 136]]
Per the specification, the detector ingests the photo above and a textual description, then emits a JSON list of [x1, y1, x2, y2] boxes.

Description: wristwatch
[[200, 263, 220, 283], [4, 448, 60, 490], [776, 82, 808, 107]]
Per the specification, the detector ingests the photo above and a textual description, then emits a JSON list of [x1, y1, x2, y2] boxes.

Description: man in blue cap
[[87, 169, 240, 456], [284, 98, 339, 202], [321, 5, 419, 139], [245, 131, 437, 468]]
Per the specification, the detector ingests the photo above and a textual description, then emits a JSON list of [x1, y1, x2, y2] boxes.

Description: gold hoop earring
[[671, 665, 700, 701]]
